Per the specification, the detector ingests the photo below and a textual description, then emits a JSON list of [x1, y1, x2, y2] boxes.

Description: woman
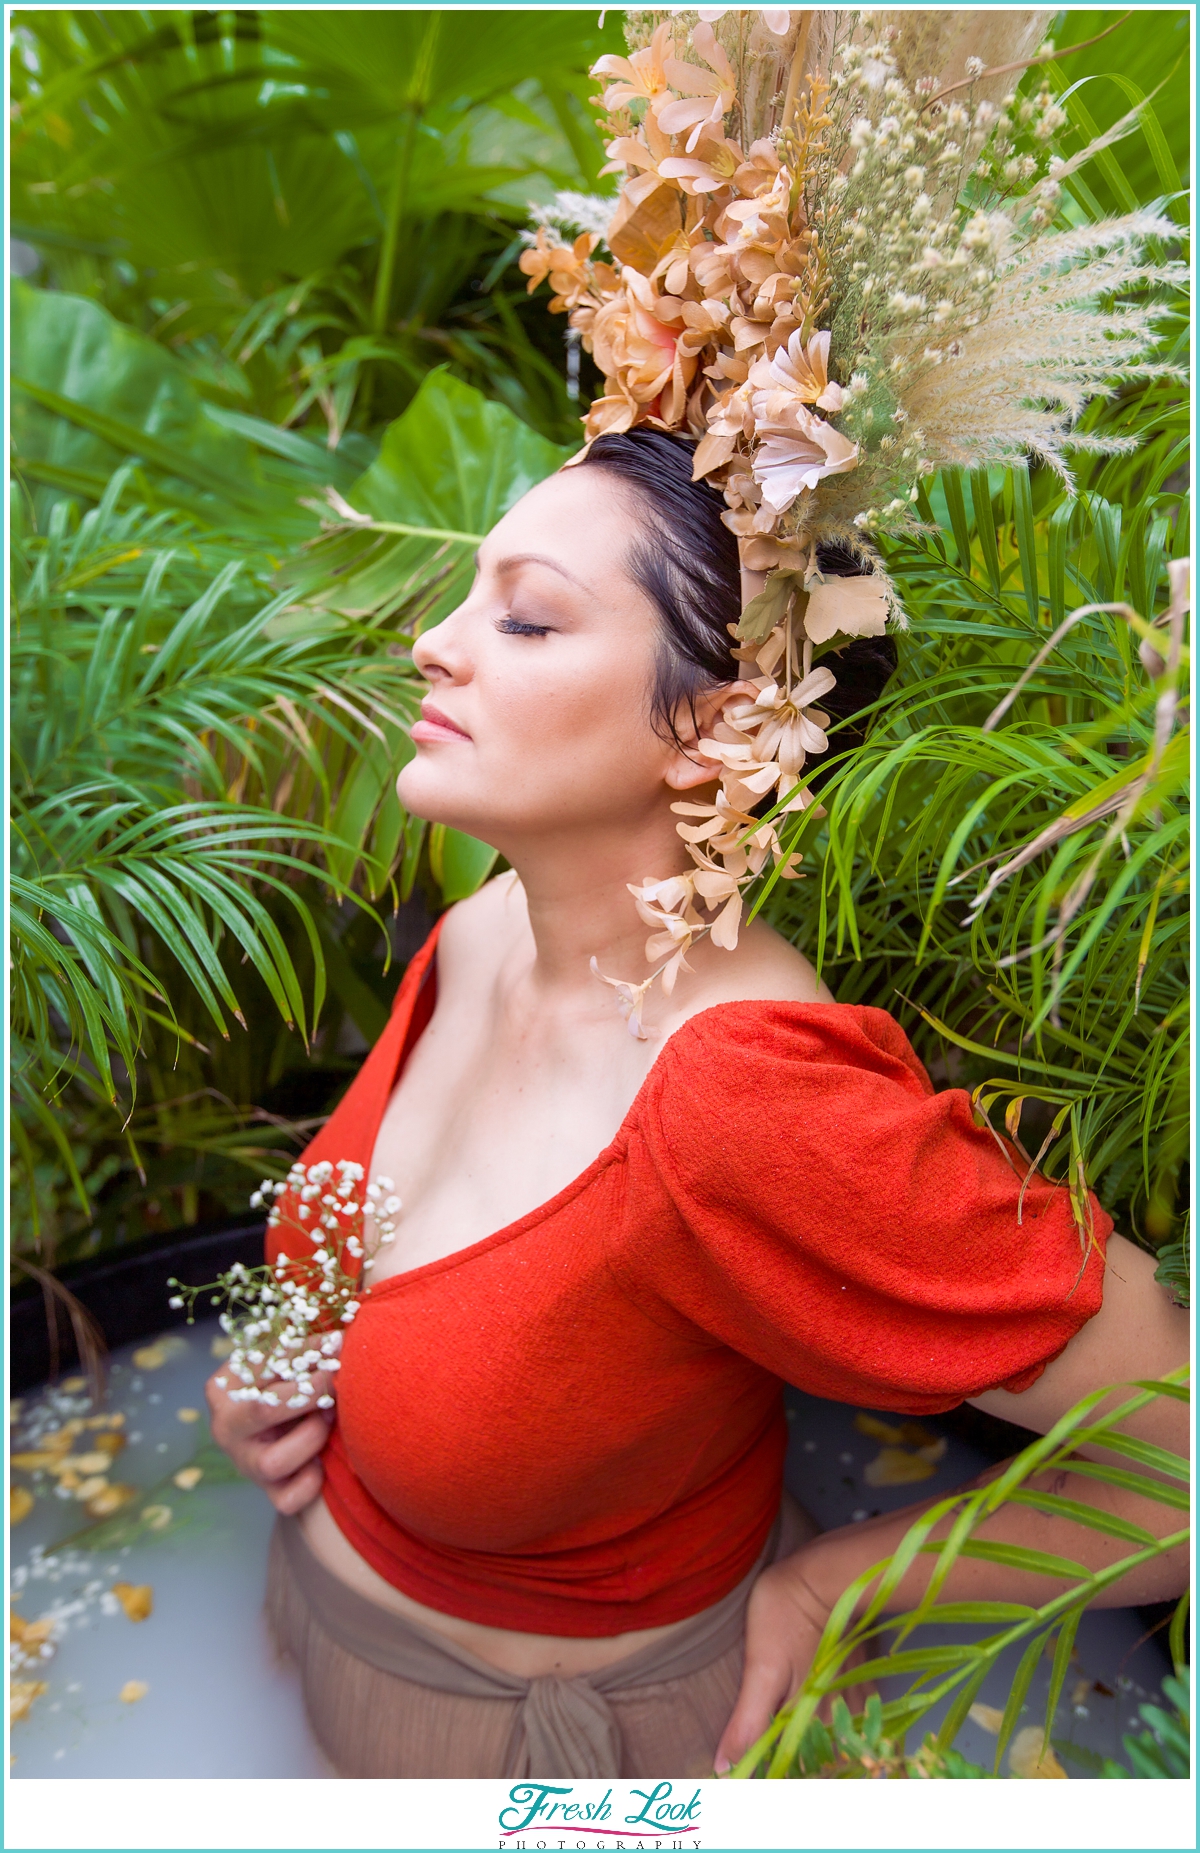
[[207, 431, 1188, 1780]]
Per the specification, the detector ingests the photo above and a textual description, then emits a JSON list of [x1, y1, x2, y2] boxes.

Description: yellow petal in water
[[119, 1680, 149, 1704], [112, 1582, 153, 1622], [968, 1703, 1006, 1735], [10, 1611, 55, 1652], [132, 1336, 188, 1372], [853, 1413, 906, 1445], [864, 1445, 940, 1487], [65, 1452, 112, 1476], [172, 1467, 203, 1491], [84, 1482, 137, 1519], [210, 1336, 234, 1359], [61, 1376, 87, 1393], [10, 1487, 34, 1525], [176, 1408, 200, 1424], [140, 1505, 173, 1531], [10, 1679, 48, 1723], [853, 1413, 941, 1449], [1008, 1725, 1068, 1779]]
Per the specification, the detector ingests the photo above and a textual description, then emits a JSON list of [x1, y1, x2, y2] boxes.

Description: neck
[[497, 801, 700, 999]]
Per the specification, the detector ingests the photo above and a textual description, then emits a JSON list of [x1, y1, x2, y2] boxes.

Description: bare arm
[[716, 1234, 1190, 1771]]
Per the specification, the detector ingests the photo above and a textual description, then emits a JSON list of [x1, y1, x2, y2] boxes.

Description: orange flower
[[588, 270, 699, 433], [600, 112, 686, 210], [724, 661, 838, 777], [658, 134, 744, 197], [627, 874, 703, 991], [748, 328, 846, 415], [518, 229, 599, 312], [592, 22, 675, 114], [659, 24, 737, 152]]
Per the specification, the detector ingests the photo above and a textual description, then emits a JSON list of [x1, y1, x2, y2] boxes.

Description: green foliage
[[10, 279, 315, 539], [10, 7, 620, 443], [10, 343, 566, 1271], [278, 367, 571, 633], [11, 4, 600, 1268], [1047, 10, 1190, 222], [732, 1375, 1190, 1779], [778, 1694, 989, 1780], [763, 436, 1189, 1264]]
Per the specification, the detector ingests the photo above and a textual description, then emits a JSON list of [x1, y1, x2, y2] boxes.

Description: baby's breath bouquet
[[169, 1159, 401, 1411]]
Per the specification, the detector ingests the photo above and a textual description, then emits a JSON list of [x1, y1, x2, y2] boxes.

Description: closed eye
[[496, 617, 552, 637]]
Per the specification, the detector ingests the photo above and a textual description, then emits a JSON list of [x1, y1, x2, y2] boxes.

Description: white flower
[[751, 407, 859, 513], [748, 329, 846, 415], [698, 5, 791, 35], [590, 957, 656, 1039]]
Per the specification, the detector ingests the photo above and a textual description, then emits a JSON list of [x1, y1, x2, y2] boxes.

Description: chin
[[396, 758, 492, 836]]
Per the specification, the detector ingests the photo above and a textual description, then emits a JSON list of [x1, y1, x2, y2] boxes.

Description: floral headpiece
[[521, 7, 1181, 1032]]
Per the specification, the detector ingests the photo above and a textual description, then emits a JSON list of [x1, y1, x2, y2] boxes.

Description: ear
[[662, 682, 741, 792]]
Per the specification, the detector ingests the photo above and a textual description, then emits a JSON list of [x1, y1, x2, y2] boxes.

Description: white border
[[5, 5, 1197, 1851], [2, 1774, 1199, 1851]]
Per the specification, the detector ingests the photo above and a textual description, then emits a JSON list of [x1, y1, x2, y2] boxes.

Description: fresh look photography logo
[[498, 1780, 703, 1848]]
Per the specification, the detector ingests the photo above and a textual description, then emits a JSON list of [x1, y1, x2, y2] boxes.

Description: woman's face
[[398, 468, 713, 849]]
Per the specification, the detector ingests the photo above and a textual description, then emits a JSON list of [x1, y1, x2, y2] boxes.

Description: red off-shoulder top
[[266, 919, 1109, 1636]]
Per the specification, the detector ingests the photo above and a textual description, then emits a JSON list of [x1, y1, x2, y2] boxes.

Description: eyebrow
[[475, 550, 588, 592]]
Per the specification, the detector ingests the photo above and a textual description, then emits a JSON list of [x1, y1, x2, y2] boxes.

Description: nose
[[412, 604, 471, 686]]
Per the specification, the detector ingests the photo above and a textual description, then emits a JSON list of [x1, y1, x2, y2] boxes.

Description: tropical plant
[[10, 7, 622, 444], [10, 301, 563, 1273], [731, 1373, 1190, 1779], [6, 0, 1192, 1789], [761, 439, 1190, 1260], [10, 2, 609, 1273]]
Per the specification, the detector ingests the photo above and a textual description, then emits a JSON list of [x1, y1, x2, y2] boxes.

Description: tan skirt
[[266, 1494, 816, 1780]]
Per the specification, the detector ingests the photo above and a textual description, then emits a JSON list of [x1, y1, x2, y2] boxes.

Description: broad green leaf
[[286, 369, 571, 631], [10, 283, 308, 540], [434, 827, 500, 905]]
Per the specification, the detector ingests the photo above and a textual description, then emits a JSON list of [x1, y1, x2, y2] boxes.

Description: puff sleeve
[[619, 1001, 1109, 1414]]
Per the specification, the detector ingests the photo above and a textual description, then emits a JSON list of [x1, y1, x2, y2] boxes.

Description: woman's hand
[[205, 1367, 336, 1515], [713, 1550, 834, 1775]]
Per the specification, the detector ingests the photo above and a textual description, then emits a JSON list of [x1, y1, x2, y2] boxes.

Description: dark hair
[[579, 427, 897, 753]]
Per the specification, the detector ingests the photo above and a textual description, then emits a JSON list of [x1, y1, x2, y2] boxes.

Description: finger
[[209, 1368, 337, 1434], [255, 1408, 336, 1484], [713, 1654, 793, 1775], [266, 1458, 325, 1516]]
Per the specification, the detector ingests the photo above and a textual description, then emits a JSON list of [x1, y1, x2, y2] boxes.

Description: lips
[[411, 701, 472, 745]]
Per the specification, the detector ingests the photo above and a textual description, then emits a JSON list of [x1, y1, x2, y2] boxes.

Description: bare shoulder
[[707, 916, 832, 1006], [660, 917, 833, 1035]]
